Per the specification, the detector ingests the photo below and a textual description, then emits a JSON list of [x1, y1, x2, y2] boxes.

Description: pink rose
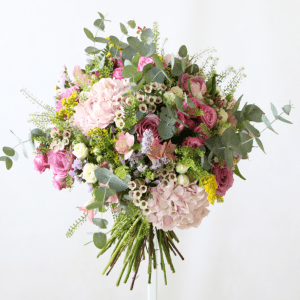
[[179, 73, 207, 101], [182, 137, 204, 149], [175, 111, 186, 134], [212, 162, 234, 197], [137, 56, 155, 72], [33, 153, 50, 174], [183, 97, 202, 118], [135, 114, 161, 142], [48, 150, 75, 176], [56, 86, 78, 112], [112, 67, 124, 80], [199, 105, 217, 129], [52, 173, 68, 191], [114, 132, 135, 160]]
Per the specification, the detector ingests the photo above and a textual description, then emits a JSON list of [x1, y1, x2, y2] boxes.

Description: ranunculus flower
[[137, 56, 155, 72], [71, 78, 132, 135], [48, 150, 75, 176], [114, 132, 134, 160], [135, 114, 161, 142], [112, 67, 124, 80], [72, 143, 88, 160], [179, 73, 207, 101], [82, 163, 98, 184], [147, 180, 210, 231], [212, 162, 234, 197], [199, 104, 217, 129], [55, 86, 78, 112], [33, 153, 50, 174], [182, 137, 204, 149]]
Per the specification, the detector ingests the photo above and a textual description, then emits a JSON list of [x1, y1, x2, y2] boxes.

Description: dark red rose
[[212, 162, 234, 196]]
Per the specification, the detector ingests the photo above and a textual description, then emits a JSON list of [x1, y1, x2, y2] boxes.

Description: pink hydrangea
[[212, 162, 234, 196], [112, 67, 124, 79], [33, 153, 50, 174], [71, 78, 132, 135], [114, 132, 135, 160], [137, 56, 155, 72], [56, 86, 79, 112], [147, 180, 210, 231]]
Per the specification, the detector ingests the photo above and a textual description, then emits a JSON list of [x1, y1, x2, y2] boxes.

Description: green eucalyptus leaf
[[142, 63, 154, 75], [122, 46, 137, 61], [270, 102, 278, 118], [94, 19, 105, 31], [261, 114, 278, 134], [186, 98, 195, 109], [233, 164, 246, 180], [119, 200, 133, 216], [276, 115, 293, 124], [181, 57, 188, 72], [122, 65, 137, 79], [243, 122, 260, 138], [282, 104, 291, 115], [175, 96, 184, 112], [255, 137, 265, 153], [131, 77, 146, 92], [232, 95, 243, 114], [128, 20, 136, 29], [140, 28, 153, 44], [11, 150, 19, 161], [94, 186, 116, 202], [158, 122, 175, 140], [207, 150, 214, 167], [109, 35, 119, 46], [120, 23, 128, 35], [31, 128, 45, 136], [127, 37, 140, 51], [92, 218, 108, 229], [152, 54, 164, 71], [224, 148, 234, 169], [171, 58, 184, 76], [84, 28, 95, 42], [29, 132, 35, 150], [0, 156, 7, 162], [86, 202, 104, 210], [124, 59, 132, 66], [98, 12, 105, 19], [85, 46, 101, 55], [110, 47, 120, 59], [240, 132, 253, 153], [5, 157, 13, 170], [94, 37, 109, 44], [3, 147, 15, 157], [10, 130, 28, 159], [178, 45, 187, 57], [131, 53, 141, 67], [144, 67, 165, 84], [138, 43, 150, 57], [94, 168, 128, 192], [185, 64, 199, 75], [93, 232, 107, 249], [244, 104, 264, 123]]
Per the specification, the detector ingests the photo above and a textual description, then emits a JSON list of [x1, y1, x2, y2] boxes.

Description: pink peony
[[135, 114, 161, 142], [71, 78, 132, 135], [147, 180, 210, 231], [182, 136, 204, 149], [114, 132, 135, 160], [179, 73, 207, 101], [77, 198, 95, 222], [199, 104, 217, 129], [56, 86, 79, 112], [212, 162, 234, 197], [73, 65, 90, 87], [137, 56, 155, 72], [33, 153, 50, 174], [112, 67, 124, 80]]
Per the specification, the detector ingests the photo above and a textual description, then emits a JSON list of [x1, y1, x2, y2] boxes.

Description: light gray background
[[1, 1, 300, 299]]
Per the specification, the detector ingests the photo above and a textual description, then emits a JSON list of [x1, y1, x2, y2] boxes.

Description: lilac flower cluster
[[150, 158, 171, 170], [137, 164, 148, 172], [72, 159, 83, 170], [129, 151, 144, 168], [141, 129, 153, 154]]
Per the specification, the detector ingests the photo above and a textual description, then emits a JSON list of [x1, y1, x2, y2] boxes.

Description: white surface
[[148, 234, 158, 300], [0, 1, 300, 300]]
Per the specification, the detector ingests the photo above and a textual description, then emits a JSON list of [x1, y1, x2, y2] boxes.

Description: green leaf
[[232, 95, 243, 114], [94, 37, 109, 44], [93, 232, 107, 249], [94, 19, 105, 31], [131, 54, 141, 67], [28, 132, 35, 150], [128, 20, 136, 29], [94, 168, 128, 192], [244, 104, 264, 123], [181, 57, 188, 72], [94, 186, 116, 202], [98, 12, 105, 19], [3, 147, 15, 157], [86, 202, 104, 210], [282, 104, 291, 115], [240, 132, 253, 153], [233, 164, 246, 180], [185, 64, 199, 75], [92, 218, 108, 229], [276, 115, 293, 124], [119, 200, 133, 216], [122, 46, 137, 61], [261, 114, 278, 134], [127, 37, 140, 51], [110, 47, 120, 59], [224, 147, 234, 168], [243, 121, 260, 138], [270, 102, 278, 118], [178, 45, 187, 57], [140, 28, 153, 44], [85, 46, 101, 55], [186, 97, 195, 109], [31, 128, 45, 136], [160, 108, 177, 125], [120, 23, 128, 35], [255, 137, 265, 153], [131, 77, 146, 92], [158, 122, 175, 140], [109, 35, 119, 46], [175, 96, 184, 112], [84, 28, 95, 42], [11, 150, 19, 162], [152, 53, 165, 71], [207, 150, 214, 167], [122, 65, 137, 79], [0, 156, 7, 162], [144, 67, 165, 84], [138, 43, 150, 57], [10, 130, 28, 159], [142, 63, 154, 75], [171, 58, 184, 76], [5, 157, 13, 170]]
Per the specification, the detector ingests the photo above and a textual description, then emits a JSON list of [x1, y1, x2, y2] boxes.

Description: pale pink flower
[[73, 65, 90, 87], [148, 139, 176, 163], [147, 180, 210, 231], [71, 78, 132, 135], [77, 198, 95, 222], [114, 132, 134, 160]]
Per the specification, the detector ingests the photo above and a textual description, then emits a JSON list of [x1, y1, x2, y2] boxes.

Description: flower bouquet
[[1, 13, 293, 290]]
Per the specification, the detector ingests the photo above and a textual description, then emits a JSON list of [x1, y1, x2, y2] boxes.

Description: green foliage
[[93, 232, 107, 249], [233, 164, 246, 180], [128, 20, 136, 29], [178, 45, 187, 57], [3, 147, 15, 157], [94, 186, 116, 202], [94, 168, 128, 192], [66, 213, 88, 238], [92, 218, 108, 229]]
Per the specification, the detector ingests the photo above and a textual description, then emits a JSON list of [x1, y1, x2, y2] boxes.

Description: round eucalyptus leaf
[[3, 147, 15, 157], [93, 232, 107, 249]]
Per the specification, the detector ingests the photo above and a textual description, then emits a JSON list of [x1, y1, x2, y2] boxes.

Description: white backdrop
[[1, 1, 300, 299]]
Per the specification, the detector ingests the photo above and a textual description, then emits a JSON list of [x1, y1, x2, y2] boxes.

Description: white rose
[[72, 143, 88, 160], [164, 91, 176, 103], [82, 163, 98, 183], [171, 86, 183, 97], [177, 174, 190, 186], [176, 163, 189, 174]]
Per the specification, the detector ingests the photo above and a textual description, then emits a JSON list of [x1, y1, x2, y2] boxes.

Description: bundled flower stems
[[1, 13, 293, 289]]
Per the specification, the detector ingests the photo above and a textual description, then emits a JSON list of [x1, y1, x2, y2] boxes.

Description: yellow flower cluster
[[106, 37, 123, 58], [201, 174, 219, 205], [56, 91, 78, 119], [88, 127, 109, 138]]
